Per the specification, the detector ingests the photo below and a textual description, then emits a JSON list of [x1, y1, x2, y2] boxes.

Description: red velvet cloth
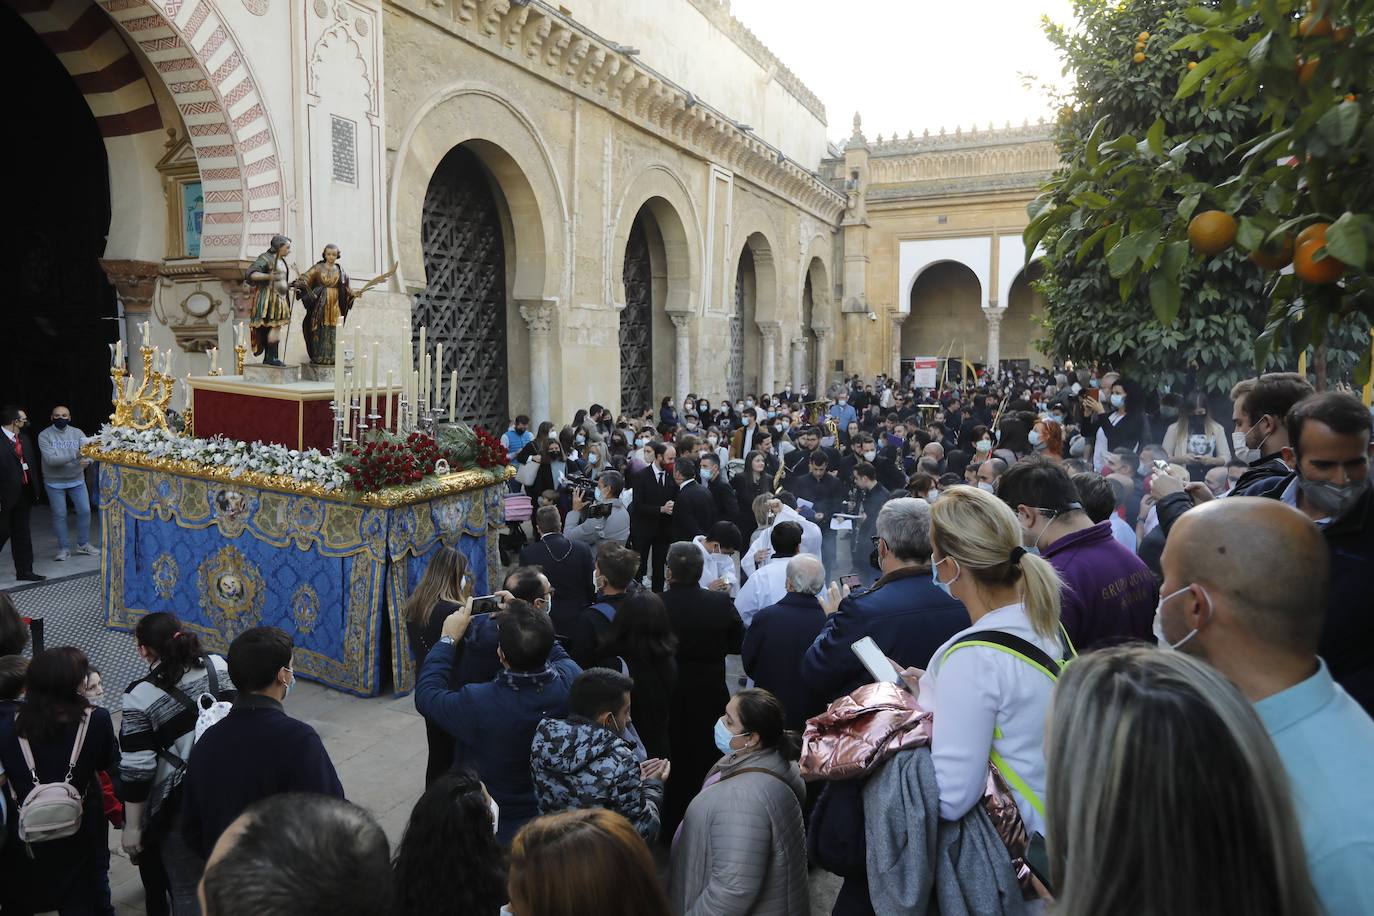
[[192, 384, 401, 451]]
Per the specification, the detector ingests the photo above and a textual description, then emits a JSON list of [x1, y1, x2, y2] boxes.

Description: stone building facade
[[8, 0, 1054, 432]]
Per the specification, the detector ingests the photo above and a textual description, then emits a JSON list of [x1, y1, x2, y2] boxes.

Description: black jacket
[[852, 484, 892, 559], [519, 534, 596, 636], [791, 471, 847, 521], [1249, 473, 1374, 714], [741, 592, 828, 731], [1232, 452, 1292, 495], [181, 694, 343, 859], [670, 480, 716, 541], [629, 465, 678, 543], [0, 430, 28, 508], [706, 476, 739, 526]]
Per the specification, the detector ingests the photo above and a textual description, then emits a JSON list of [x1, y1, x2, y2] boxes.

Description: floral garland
[[92, 423, 509, 496], [92, 425, 348, 490]]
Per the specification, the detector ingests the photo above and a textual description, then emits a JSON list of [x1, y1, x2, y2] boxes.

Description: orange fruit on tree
[[1188, 61, 1198, 69], [1299, 15, 1334, 38], [1134, 51, 1147, 63], [1333, 25, 1352, 44], [1188, 210, 1238, 255], [1249, 236, 1295, 270], [1298, 57, 1321, 84], [1138, 31, 1150, 41], [1296, 222, 1329, 249], [1293, 239, 1345, 283], [1136, 41, 1146, 51]]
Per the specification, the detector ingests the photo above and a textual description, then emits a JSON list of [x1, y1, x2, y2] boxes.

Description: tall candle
[[433, 343, 444, 408], [140, 321, 150, 342], [208, 347, 219, 373], [370, 340, 380, 412], [385, 370, 394, 430], [185, 374, 193, 412], [411, 370, 420, 416], [360, 354, 370, 422], [116, 339, 124, 369], [422, 354, 431, 410], [448, 370, 457, 422], [233, 323, 241, 347]]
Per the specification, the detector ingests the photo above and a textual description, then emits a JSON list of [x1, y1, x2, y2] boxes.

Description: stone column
[[670, 313, 692, 406], [759, 323, 779, 395], [813, 326, 830, 395], [890, 315, 904, 380], [844, 312, 866, 383], [519, 300, 555, 424], [985, 308, 1005, 380], [790, 338, 806, 392], [99, 259, 162, 358]]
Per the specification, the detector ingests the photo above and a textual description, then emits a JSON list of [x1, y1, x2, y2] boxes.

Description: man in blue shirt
[[826, 393, 857, 431], [415, 598, 580, 846], [503, 414, 533, 464], [1161, 497, 1374, 915]]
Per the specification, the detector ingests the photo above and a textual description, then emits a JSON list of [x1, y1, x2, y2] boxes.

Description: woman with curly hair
[[391, 769, 507, 916]]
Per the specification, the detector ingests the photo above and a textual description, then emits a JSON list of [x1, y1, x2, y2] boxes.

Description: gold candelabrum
[[110, 346, 176, 431]]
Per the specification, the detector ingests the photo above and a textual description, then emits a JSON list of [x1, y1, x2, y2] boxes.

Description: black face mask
[[52, 418, 70, 430], [869, 548, 881, 571]]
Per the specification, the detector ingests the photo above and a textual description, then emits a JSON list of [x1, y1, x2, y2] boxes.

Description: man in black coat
[[851, 463, 892, 586], [659, 541, 744, 839], [0, 405, 42, 581], [181, 626, 343, 860], [699, 453, 739, 523], [519, 506, 596, 637], [629, 442, 678, 591], [741, 554, 827, 731], [668, 457, 715, 542], [790, 452, 846, 575]]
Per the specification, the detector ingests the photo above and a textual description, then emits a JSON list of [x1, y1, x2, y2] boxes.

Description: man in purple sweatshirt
[[998, 457, 1158, 649]]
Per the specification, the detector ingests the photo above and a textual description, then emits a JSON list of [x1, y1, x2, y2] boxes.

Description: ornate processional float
[[86, 311, 510, 697]]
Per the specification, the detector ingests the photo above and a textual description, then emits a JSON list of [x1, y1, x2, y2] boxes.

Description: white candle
[[411, 370, 420, 415], [360, 354, 369, 422], [166, 350, 176, 379], [208, 347, 219, 373], [109, 343, 117, 368], [433, 342, 444, 408], [140, 320, 150, 341], [421, 352, 430, 410], [370, 340, 380, 410], [116, 339, 124, 369], [185, 374, 193, 411], [448, 369, 457, 422], [233, 323, 241, 347], [385, 370, 394, 430]]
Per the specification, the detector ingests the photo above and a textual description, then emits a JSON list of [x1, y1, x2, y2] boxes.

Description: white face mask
[[863, 450, 876, 462], [1152, 584, 1212, 650], [977, 481, 996, 494], [1230, 430, 1251, 463], [708, 435, 719, 446], [488, 797, 500, 834]]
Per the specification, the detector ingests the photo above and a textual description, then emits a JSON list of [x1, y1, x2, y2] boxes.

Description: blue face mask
[[931, 556, 960, 597], [714, 717, 739, 756]]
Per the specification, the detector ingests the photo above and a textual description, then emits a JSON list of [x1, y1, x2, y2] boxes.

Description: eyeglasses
[[870, 536, 883, 547]]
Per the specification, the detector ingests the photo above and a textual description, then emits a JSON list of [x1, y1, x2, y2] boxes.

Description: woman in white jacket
[[916, 485, 1068, 840]]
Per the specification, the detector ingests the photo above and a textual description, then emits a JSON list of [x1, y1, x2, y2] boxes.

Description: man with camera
[[566, 470, 631, 549]]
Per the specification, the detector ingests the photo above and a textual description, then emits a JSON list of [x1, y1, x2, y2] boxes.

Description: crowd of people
[[0, 362, 1372, 915]]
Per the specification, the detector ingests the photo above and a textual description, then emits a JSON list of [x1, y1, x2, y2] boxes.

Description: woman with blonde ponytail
[[917, 484, 1068, 838]]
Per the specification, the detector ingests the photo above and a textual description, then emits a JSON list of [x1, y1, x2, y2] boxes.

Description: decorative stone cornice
[[406, 0, 845, 223]]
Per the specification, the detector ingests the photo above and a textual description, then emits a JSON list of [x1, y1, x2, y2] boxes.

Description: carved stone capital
[[98, 259, 161, 314], [758, 322, 781, 342], [519, 301, 555, 334], [984, 307, 1007, 326], [669, 313, 692, 333], [201, 260, 255, 321], [812, 325, 831, 340], [790, 337, 807, 352]]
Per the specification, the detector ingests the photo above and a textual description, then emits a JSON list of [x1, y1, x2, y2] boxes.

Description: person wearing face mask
[[38, 405, 95, 563], [1162, 391, 1231, 480], [658, 397, 679, 429], [530, 668, 668, 843], [1158, 497, 1374, 914], [567, 470, 631, 549], [827, 394, 857, 430], [727, 407, 760, 459], [1244, 392, 1374, 714], [181, 626, 343, 861], [803, 498, 967, 705], [668, 457, 716, 543], [628, 442, 678, 592], [1229, 372, 1313, 495], [702, 427, 729, 472], [998, 458, 1157, 651], [1083, 376, 1153, 472], [698, 453, 738, 525], [416, 599, 581, 846], [849, 463, 892, 586], [974, 456, 1006, 494], [669, 689, 807, 916], [519, 507, 596, 636]]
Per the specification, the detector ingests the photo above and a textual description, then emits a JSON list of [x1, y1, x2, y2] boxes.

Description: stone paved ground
[[12, 568, 842, 915]]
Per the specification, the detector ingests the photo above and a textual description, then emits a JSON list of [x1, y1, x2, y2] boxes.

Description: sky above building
[[728, 0, 1078, 145]]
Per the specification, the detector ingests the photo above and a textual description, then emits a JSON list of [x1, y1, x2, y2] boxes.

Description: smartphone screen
[[470, 595, 500, 615], [851, 636, 906, 690], [839, 574, 861, 589], [1025, 832, 1054, 894]]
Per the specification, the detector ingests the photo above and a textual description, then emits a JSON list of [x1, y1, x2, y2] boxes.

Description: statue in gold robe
[[291, 244, 356, 366]]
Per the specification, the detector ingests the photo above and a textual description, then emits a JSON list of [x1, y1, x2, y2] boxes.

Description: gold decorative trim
[[83, 444, 513, 507]]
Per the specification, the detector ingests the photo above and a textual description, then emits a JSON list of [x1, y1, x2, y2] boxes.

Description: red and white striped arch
[[9, 0, 285, 259]]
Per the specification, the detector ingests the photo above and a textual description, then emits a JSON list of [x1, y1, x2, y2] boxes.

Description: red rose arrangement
[[337, 424, 505, 493]]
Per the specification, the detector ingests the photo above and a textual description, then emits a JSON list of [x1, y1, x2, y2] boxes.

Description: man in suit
[[629, 441, 678, 591], [659, 541, 744, 838], [791, 452, 846, 574], [519, 506, 596, 637], [669, 457, 715, 542], [0, 405, 43, 581], [696, 452, 736, 518], [851, 462, 892, 586]]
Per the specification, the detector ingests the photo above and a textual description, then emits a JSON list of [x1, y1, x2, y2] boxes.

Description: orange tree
[[1027, 0, 1372, 390]]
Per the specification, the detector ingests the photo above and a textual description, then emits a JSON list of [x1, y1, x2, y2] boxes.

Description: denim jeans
[[45, 481, 91, 552], [160, 822, 205, 916]]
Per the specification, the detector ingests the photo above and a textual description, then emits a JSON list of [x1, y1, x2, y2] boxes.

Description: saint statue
[[246, 235, 293, 366], [291, 243, 356, 366]]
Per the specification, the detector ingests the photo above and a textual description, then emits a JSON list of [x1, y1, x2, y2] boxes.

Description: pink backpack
[[16, 708, 91, 843]]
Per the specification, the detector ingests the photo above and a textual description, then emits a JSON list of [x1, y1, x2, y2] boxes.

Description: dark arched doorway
[[4, 3, 117, 433], [414, 145, 509, 430], [729, 248, 752, 401], [903, 261, 986, 369], [620, 213, 653, 415]]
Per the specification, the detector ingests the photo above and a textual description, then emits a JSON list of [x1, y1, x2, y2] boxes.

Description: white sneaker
[[55, 550, 70, 561], [75, 544, 99, 556]]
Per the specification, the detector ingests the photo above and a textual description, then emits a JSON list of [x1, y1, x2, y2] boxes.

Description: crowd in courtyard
[[1, 361, 1373, 916]]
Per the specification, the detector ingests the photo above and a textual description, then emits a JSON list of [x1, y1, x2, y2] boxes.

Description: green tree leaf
[[1325, 212, 1370, 270]]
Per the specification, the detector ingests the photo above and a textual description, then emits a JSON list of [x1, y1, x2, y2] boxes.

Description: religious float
[[85, 292, 508, 697]]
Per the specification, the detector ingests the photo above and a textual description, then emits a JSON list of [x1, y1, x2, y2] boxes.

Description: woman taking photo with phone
[[919, 485, 1067, 840], [404, 546, 472, 786]]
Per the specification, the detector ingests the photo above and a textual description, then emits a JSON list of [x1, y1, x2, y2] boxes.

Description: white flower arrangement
[[90, 425, 349, 491]]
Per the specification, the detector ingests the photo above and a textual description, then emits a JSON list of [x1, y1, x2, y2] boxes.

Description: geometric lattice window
[[728, 248, 749, 402], [619, 214, 653, 416], [412, 146, 509, 430], [331, 115, 357, 185]]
